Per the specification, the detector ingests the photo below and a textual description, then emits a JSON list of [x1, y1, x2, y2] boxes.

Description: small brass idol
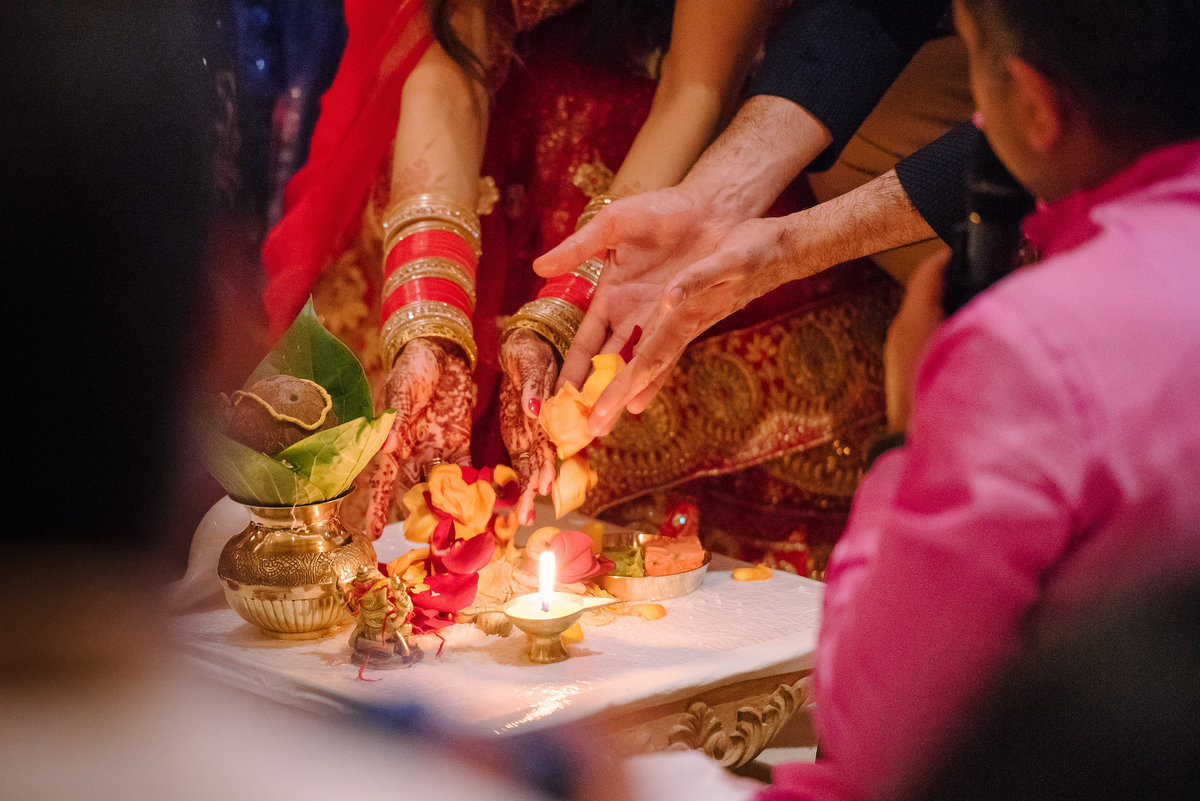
[[342, 566, 423, 669]]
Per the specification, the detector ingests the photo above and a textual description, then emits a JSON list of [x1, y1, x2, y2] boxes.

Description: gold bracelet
[[382, 194, 482, 256], [576, 257, 603, 284], [574, 193, 621, 231], [381, 257, 477, 309], [381, 300, 477, 370], [503, 296, 584, 361], [382, 218, 483, 259]]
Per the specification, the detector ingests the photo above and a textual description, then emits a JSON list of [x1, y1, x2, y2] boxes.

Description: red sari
[[262, 2, 900, 579]]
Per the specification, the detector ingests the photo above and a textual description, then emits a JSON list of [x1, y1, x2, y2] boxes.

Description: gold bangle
[[381, 257, 477, 309], [382, 218, 483, 259], [574, 193, 621, 231], [381, 300, 477, 370], [576, 257, 603, 284], [503, 296, 583, 361], [382, 194, 482, 255]]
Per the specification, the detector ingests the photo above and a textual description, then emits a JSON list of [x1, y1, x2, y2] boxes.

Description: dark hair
[[429, 0, 492, 88], [961, 0, 1200, 146], [890, 575, 1200, 801]]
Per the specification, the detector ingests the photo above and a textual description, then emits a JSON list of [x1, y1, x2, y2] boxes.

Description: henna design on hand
[[499, 329, 558, 523]]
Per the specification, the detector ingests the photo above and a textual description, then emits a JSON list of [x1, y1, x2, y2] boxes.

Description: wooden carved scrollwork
[[605, 672, 813, 768], [667, 676, 810, 767]]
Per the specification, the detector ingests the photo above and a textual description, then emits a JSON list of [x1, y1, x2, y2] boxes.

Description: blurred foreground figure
[[0, 4, 614, 800], [889, 576, 1200, 801]]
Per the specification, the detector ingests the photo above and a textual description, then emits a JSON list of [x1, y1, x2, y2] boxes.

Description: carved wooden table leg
[[598, 670, 814, 768]]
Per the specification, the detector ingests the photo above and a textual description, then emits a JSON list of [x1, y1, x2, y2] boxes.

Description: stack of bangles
[[503, 194, 618, 359], [380, 194, 482, 370]]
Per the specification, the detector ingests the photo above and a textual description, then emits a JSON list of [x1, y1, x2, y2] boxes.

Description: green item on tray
[[604, 545, 645, 578]]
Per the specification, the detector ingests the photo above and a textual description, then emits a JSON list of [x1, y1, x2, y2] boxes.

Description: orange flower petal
[[552, 454, 599, 519], [539, 384, 593, 460], [429, 463, 496, 536], [560, 621, 584, 644], [580, 352, 625, 406], [403, 508, 439, 544], [386, 547, 430, 580], [631, 603, 666, 620], [732, 563, 773, 582]]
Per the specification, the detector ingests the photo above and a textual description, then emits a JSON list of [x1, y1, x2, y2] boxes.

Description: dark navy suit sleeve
[[750, 0, 951, 170]]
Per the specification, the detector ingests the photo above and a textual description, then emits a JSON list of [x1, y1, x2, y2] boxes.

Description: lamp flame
[[538, 550, 555, 613]]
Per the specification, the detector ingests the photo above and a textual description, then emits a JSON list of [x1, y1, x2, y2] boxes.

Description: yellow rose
[[552, 454, 599, 519], [428, 464, 496, 538], [401, 483, 438, 543], [387, 547, 430, 586], [539, 384, 593, 460], [580, 352, 624, 405], [493, 510, 520, 545], [539, 353, 626, 460]]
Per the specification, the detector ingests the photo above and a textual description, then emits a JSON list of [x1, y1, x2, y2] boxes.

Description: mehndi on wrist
[[379, 194, 481, 369]]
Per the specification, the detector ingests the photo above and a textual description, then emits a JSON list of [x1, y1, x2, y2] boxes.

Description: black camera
[[941, 139, 1035, 316]]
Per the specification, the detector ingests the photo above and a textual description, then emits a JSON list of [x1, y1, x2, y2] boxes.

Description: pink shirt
[[763, 139, 1200, 801]]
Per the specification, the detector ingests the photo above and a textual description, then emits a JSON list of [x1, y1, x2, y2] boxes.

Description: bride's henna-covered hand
[[365, 337, 473, 538], [499, 328, 557, 526]]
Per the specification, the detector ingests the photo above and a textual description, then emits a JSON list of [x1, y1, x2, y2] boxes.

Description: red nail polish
[[528, 397, 541, 416], [619, 325, 643, 362]]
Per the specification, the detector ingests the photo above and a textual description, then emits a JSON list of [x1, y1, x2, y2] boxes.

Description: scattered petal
[[560, 621, 584, 644], [732, 563, 773, 582], [631, 603, 666, 620]]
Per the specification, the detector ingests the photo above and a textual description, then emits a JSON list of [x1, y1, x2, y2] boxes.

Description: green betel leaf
[[247, 298, 374, 423], [276, 410, 396, 500], [203, 431, 326, 506]]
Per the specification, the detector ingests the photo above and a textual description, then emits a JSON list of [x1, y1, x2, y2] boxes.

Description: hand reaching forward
[[365, 338, 473, 538], [533, 185, 744, 394], [548, 211, 803, 438], [498, 328, 558, 526]]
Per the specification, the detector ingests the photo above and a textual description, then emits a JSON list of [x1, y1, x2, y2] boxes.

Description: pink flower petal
[[551, 529, 616, 584]]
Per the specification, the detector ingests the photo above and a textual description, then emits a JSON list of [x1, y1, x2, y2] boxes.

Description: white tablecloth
[[169, 497, 823, 739]]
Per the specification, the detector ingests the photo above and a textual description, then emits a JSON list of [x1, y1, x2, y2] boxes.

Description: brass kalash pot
[[217, 491, 376, 639]]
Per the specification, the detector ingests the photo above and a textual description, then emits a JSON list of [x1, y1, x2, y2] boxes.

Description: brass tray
[[597, 530, 711, 602]]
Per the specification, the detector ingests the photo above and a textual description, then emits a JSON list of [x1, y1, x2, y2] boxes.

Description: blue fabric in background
[[201, 0, 346, 235]]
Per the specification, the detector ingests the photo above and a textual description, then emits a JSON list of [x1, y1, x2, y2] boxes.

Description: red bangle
[[537, 274, 595, 311], [385, 230, 478, 281], [382, 277, 473, 321]]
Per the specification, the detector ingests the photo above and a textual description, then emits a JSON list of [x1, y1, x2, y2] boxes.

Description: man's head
[[955, 0, 1200, 199]]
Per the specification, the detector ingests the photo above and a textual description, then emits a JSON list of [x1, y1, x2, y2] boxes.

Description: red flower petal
[[424, 490, 454, 523], [438, 530, 496, 574], [410, 571, 479, 614], [493, 478, 521, 511], [430, 516, 456, 549]]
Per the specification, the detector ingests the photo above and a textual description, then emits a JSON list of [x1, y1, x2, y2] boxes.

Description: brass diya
[[217, 492, 376, 639], [502, 592, 618, 663]]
